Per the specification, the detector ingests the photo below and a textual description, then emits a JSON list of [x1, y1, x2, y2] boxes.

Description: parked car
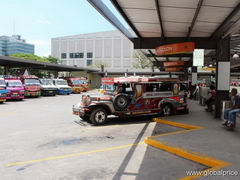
[[20, 76, 41, 97], [64, 77, 88, 93], [39, 79, 57, 96], [53, 79, 72, 95], [73, 76, 189, 125], [0, 78, 8, 103], [5, 77, 24, 100]]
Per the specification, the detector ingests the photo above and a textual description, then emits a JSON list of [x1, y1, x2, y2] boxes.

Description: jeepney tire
[[161, 103, 173, 116], [90, 108, 108, 126], [0, 101, 3, 104], [113, 94, 130, 111]]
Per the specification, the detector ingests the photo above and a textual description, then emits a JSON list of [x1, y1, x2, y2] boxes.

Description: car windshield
[[7, 80, 22, 87], [41, 79, 54, 85], [56, 80, 68, 85], [0, 80, 6, 87], [24, 79, 40, 85]]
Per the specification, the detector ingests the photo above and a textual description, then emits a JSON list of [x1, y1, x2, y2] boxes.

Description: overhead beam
[[155, 0, 165, 38], [211, 3, 240, 39], [110, 0, 142, 38], [132, 37, 217, 49], [87, 0, 134, 41], [187, 0, 204, 38], [148, 50, 164, 71]]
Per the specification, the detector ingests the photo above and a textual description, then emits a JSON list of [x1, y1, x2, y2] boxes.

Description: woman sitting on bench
[[205, 85, 216, 112], [222, 88, 240, 130]]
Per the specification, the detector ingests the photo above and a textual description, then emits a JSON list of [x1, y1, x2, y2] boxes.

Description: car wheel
[[161, 104, 172, 116], [114, 94, 129, 111], [90, 108, 108, 126]]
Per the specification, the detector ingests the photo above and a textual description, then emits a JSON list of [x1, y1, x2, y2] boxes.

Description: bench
[[221, 100, 240, 122]]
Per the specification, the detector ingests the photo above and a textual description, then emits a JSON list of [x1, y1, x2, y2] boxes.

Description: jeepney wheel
[[90, 108, 107, 125], [114, 94, 129, 111], [161, 104, 172, 116]]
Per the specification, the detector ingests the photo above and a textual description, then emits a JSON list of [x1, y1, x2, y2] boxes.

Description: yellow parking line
[[146, 118, 231, 180], [6, 142, 144, 167]]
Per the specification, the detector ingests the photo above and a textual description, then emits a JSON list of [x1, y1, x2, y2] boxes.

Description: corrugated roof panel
[[121, 9, 158, 23], [117, 0, 156, 9], [139, 31, 161, 37], [134, 22, 161, 34], [161, 7, 195, 23], [160, 0, 198, 9], [197, 6, 234, 23], [203, 0, 239, 8]]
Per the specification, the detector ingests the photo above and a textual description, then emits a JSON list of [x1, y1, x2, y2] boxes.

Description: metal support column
[[215, 36, 231, 118]]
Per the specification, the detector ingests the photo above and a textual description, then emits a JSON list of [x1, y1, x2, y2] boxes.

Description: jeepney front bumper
[[72, 104, 88, 116]]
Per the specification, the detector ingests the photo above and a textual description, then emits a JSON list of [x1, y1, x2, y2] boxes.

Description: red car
[[73, 76, 188, 125]]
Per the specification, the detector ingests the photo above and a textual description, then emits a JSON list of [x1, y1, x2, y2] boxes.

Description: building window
[[87, 59, 92, 66], [69, 52, 84, 58], [61, 53, 67, 59], [87, 52, 93, 58]]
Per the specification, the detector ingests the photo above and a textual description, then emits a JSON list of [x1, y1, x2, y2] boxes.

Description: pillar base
[[214, 90, 229, 118]]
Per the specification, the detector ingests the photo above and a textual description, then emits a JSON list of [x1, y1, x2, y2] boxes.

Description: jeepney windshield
[[40, 79, 54, 85], [24, 79, 40, 85], [7, 80, 22, 87], [72, 79, 87, 85], [0, 80, 6, 86], [56, 80, 68, 85]]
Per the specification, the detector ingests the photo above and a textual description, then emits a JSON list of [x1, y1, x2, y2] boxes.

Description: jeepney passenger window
[[159, 83, 172, 91], [146, 83, 159, 92]]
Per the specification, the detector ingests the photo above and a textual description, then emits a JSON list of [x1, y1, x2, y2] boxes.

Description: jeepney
[[73, 76, 189, 125], [0, 78, 8, 103], [39, 79, 57, 96], [5, 77, 25, 100], [20, 76, 41, 97], [64, 77, 88, 93], [53, 79, 72, 95]]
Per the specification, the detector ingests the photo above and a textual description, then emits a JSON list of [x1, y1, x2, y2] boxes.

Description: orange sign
[[163, 61, 185, 67], [155, 42, 195, 55]]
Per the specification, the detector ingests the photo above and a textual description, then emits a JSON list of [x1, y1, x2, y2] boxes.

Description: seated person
[[222, 88, 240, 130], [205, 85, 216, 112]]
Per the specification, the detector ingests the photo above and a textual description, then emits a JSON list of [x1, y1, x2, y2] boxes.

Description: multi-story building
[[51, 30, 151, 72], [0, 35, 34, 56]]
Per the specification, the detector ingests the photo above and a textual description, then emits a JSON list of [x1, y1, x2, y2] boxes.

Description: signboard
[[155, 42, 195, 56], [193, 49, 204, 66], [217, 62, 230, 91], [163, 61, 185, 67], [165, 67, 183, 72]]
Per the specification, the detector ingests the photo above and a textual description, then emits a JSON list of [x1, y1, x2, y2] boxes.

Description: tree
[[132, 50, 153, 69], [10, 53, 58, 78], [91, 60, 108, 69], [46, 56, 59, 64]]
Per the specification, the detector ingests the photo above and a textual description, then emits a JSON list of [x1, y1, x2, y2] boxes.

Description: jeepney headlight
[[82, 95, 91, 106]]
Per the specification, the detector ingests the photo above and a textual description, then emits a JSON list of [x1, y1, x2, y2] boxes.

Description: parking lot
[[1, 92, 240, 180]]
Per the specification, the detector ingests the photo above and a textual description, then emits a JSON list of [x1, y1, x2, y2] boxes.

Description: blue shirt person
[[223, 88, 240, 130]]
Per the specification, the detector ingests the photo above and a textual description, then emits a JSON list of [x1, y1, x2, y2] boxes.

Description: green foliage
[[0, 66, 4, 75], [10, 53, 49, 63], [46, 56, 59, 64], [9, 53, 60, 78]]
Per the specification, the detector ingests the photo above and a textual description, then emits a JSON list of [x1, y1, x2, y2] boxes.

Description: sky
[[0, 0, 129, 56]]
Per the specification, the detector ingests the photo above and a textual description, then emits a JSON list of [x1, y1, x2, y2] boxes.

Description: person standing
[[205, 85, 216, 112]]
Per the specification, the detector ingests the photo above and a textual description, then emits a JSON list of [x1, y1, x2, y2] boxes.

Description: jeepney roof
[[113, 76, 184, 83], [21, 75, 38, 79]]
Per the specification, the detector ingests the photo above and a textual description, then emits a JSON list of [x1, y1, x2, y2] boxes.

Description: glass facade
[[0, 35, 34, 56]]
